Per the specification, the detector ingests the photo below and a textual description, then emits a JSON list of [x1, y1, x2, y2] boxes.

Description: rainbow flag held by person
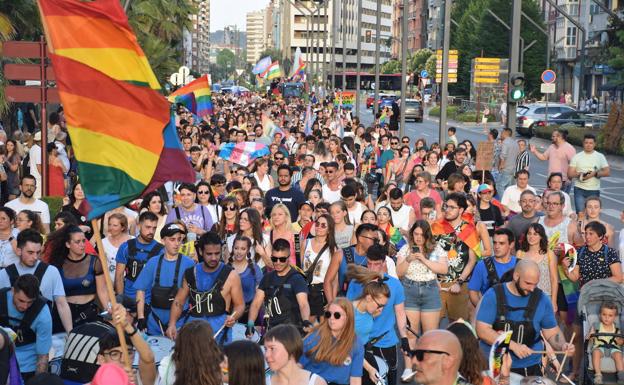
[[174, 92, 196, 115], [432, 219, 482, 258], [37, 0, 194, 219], [262, 114, 284, 138], [289, 47, 306, 80], [168, 75, 213, 117], [489, 330, 513, 380], [218, 142, 270, 167], [265, 61, 283, 80]]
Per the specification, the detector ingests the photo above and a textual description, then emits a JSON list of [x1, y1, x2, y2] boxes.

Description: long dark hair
[[315, 213, 338, 255], [303, 178, 322, 198], [223, 340, 266, 385], [447, 321, 486, 385], [408, 220, 436, 255], [49, 225, 84, 268], [173, 320, 223, 385], [519, 223, 548, 254], [229, 235, 256, 279], [217, 196, 239, 239], [139, 190, 167, 216], [239, 208, 264, 246]]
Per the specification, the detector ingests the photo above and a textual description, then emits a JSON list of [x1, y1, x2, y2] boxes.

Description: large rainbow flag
[[168, 74, 213, 117], [37, 0, 194, 219]]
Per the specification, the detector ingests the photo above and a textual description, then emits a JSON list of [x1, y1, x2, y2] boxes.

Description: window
[[566, 26, 577, 46]]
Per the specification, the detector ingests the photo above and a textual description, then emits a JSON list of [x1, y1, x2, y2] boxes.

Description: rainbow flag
[[168, 74, 213, 117], [432, 219, 482, 258], [489, 330, 512, 380], [262, 114, 284, 138], [38, 0, 194, 219], [289, 47, 306, 80], [265, 61, 283, 80]]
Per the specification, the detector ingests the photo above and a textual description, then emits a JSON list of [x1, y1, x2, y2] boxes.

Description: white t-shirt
[[28, 144, 42, 178], [347, 202, 366, 225], [5, 198, 51, 225], [501, 185, 536, 213], [102, 236, 134, 281], [0, 261, 65, 301], [322, 184, 342, 203], [383, 204, 414, 233]]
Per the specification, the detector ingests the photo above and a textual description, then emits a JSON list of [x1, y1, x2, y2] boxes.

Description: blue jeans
[[573, 186, 600, 213], [496, 171, 514, 196]]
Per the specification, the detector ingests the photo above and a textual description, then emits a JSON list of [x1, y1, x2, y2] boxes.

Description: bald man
[[476, 259, 574, 376], [410, 330, 467, 385]]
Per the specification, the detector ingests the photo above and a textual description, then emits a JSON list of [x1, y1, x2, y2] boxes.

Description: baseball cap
[[298, 201, 315, 211], [160, 223, 186, 239], [477, 184, 493, 194]]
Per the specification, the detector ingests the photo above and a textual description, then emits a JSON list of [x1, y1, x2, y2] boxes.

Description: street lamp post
[[342, 0, 347, 93], [373, 0, 382, 117], [400, 0, 408, 137], [355, 0, 363, 116]]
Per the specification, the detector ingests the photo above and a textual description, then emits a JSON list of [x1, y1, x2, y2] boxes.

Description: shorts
[[592, 346, 622, 357], [401, 278, 441, 312], [308, 283, 327, 317], [556, 283, 569, 312], [439, 282, 470, 321]]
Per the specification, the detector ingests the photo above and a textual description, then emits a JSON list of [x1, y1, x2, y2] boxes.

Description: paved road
[[358, 105, 624, 229]]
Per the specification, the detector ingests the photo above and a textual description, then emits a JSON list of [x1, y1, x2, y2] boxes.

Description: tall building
[[392, 0, 427, 59], [188, 0, 210, 74], [279, 0, 393, 78], [246, 10, 269, 64]]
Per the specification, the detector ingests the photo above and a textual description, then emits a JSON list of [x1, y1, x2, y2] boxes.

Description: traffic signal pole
[[507, 0, 522, 132], [438, 0, 452, 144]]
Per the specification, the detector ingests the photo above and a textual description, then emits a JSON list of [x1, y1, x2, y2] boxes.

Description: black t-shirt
[[61, 321, 116, 384], [436, 161, 460, 181], [264, 187, 305, 221], [259, 269, 308, 295], [479, 203, 504, 236]]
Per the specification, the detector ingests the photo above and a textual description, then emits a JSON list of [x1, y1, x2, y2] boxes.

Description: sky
[[210, 0, 266, 32]]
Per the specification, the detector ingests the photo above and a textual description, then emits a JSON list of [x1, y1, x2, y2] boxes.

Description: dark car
[[404, 99, 424, 122]]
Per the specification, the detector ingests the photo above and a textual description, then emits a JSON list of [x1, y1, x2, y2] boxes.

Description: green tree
[[606, 19, 624, 86], [409, 48, 434, 74], [215, 49, 236, 81], [380, 59, 401, 74]]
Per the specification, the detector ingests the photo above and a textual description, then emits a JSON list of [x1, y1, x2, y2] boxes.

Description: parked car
[[404, 99, 424, 122], [532, 110, 595, 129], [516, 103, 577, 136]]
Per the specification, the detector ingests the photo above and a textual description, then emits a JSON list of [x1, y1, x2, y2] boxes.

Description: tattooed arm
[[543, 326, 575, 354]]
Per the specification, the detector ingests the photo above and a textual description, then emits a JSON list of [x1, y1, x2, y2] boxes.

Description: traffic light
[[365, 30, 372, 43], [508, 72, 525, 102]]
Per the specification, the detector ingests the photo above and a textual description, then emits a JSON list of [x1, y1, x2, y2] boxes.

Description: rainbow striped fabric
[[168, 74, 213, 117], [38, 0, 193, 219]]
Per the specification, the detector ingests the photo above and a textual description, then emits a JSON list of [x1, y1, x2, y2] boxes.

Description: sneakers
[[401, 368, 414, 383], [594, 374, 603, 384]]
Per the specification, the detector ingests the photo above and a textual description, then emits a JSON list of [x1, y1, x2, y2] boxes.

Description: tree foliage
[[409, 48, 434, 74], [450, 0, 547, 97], [607, 19, 624, 85], [380, 59, 402, 74]]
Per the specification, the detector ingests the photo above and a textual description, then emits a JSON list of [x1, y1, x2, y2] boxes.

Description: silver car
[[404, 99, 424, 122], [516, 103, 577, 136]]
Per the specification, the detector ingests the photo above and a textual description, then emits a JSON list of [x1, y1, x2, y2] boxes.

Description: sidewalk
[[427, 114, 624, 171]]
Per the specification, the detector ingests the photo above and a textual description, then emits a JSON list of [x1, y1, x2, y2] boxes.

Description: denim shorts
[[401, 278, 441, 312]]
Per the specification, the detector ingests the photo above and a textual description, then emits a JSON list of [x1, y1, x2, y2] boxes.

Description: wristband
[[127, 326, 138, 337], [247, 321, 255, 327]]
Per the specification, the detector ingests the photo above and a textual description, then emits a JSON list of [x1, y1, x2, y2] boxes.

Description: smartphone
[[411, 245, 420, 253]]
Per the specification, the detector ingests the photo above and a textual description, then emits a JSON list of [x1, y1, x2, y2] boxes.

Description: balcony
[[555, 46, 578, 60]]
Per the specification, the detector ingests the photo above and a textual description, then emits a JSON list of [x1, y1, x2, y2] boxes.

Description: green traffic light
[[510, 88, 524, 101]]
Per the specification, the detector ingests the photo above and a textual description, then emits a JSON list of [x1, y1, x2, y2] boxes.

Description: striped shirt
[[515, 150, 530, 173]]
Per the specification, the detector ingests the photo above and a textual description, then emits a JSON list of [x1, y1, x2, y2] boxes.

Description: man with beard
[[265, 165, 305, 220], [114, 212, 163, 305], [5, 175, 50, 233], [166, 231, 244, 344], [530, 128, 576, 193], [476, 259, 574, 376]]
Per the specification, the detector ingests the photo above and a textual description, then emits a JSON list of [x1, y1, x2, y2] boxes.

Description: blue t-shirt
[[468, 256, 517, 294], [237, 263, 263, 304], [6, 291, 52, 372], [186, 263, 232, 343], [134, 255, 195, 335], [347, 273, 405, 348], [354, 306, 374, 343], [476, 284, 557, 368], [338, 247, 367, 291], [300, 330, 364, 384], [116, 238, 164, 300]]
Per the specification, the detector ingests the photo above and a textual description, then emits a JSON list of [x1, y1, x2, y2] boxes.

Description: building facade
[[391, 0, 427, 59], [189, 0, 210, 74], [246, 10, 268, 64]]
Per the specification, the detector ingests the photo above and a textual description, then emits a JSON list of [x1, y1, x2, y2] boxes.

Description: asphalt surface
[[358, 104, 624, 229]]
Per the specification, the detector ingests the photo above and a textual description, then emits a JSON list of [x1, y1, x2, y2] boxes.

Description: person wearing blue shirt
[[0, 274, 52, 381], [114, 211, 163, 302], [476, 259, 575, 376], [331, 223, 378, 294], [134, 223, 195, 335], [346, 244, 409, 385], [167, 231, 245, 345], [468, 228, 518, 306], [226, 235, 263, 323], [301, 298, 364, 385]]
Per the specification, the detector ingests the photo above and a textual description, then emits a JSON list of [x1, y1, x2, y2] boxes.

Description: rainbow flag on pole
[[265, 61, 283, 80], [168, 74, 213, 117], [37, 0, 194, 219]]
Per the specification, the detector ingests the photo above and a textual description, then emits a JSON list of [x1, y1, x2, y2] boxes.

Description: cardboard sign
[[334, 91, 355, 109], [475, 141, 494, 171]]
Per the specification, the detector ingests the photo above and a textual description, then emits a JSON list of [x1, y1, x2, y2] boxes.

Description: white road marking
[[602, 209, 622, 220]]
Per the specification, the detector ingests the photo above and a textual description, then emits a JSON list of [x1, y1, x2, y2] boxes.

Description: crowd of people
[[0, 87, 622, 385]]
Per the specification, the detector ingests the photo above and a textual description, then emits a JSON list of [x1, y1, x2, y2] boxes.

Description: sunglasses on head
[[271, 256, 289, 263], [409, 349, 449, 361], [324, 311, 342, 320]]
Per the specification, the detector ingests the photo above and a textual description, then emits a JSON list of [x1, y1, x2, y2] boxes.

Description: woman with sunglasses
[[303, 214, 341, 316], [330, 202, 354, 250], [49, 225, 109, 331], [227, 208, 271, 268], [195, 181, 220, 225], [301, 298, 364, 385], [214, 196, 239, 240]]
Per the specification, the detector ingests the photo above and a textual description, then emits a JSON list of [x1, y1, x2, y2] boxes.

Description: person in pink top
[[529, 128, 576, 192], [404, 171, 442, 219]]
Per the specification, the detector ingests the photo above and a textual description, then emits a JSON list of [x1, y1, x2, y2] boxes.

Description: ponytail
[[231, 235, 254, 277], [346, 265, 391, 301]]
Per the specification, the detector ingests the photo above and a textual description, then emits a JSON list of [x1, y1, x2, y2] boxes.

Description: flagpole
[[91, 219, 132, 370]]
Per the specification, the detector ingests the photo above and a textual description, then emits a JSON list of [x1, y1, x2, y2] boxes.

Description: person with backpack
[[246, 238, 312, 335], [0, 229, 72, 333], [476, 259, 574, 376], [166, 231, 244, 345], [114, 212, 163, 308], [0, 274, 52, 381], [468, 228, 518, 306], [165, 183, 213, 241]]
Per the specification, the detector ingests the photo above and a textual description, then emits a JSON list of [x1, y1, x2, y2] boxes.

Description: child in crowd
[[587, 302, 624, 384]]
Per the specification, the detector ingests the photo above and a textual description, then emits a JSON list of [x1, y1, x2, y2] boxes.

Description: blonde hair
[[269, 203, 293, 229]]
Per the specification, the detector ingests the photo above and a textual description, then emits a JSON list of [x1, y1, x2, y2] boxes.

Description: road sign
[[472, 57, 507, 85], [435, 50, 459, 83], [540, 83, 556, 93], [474, 78, 500, 84], [541, 70, 556, 84], [420, 70, 428, 78], [475, 58, 501, 64]]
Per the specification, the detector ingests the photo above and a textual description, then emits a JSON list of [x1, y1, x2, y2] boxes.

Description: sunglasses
[[197, 190, 210, 195], [372, 296, 386, 309], [315, 221, 328, 229], [409, 349, 449, 361], [224, 206, 238, 211], [271, 256, 289, 263], [324, 311, 342, 320], [402, 140, 410, 144], [275, 157, 284, 160]]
